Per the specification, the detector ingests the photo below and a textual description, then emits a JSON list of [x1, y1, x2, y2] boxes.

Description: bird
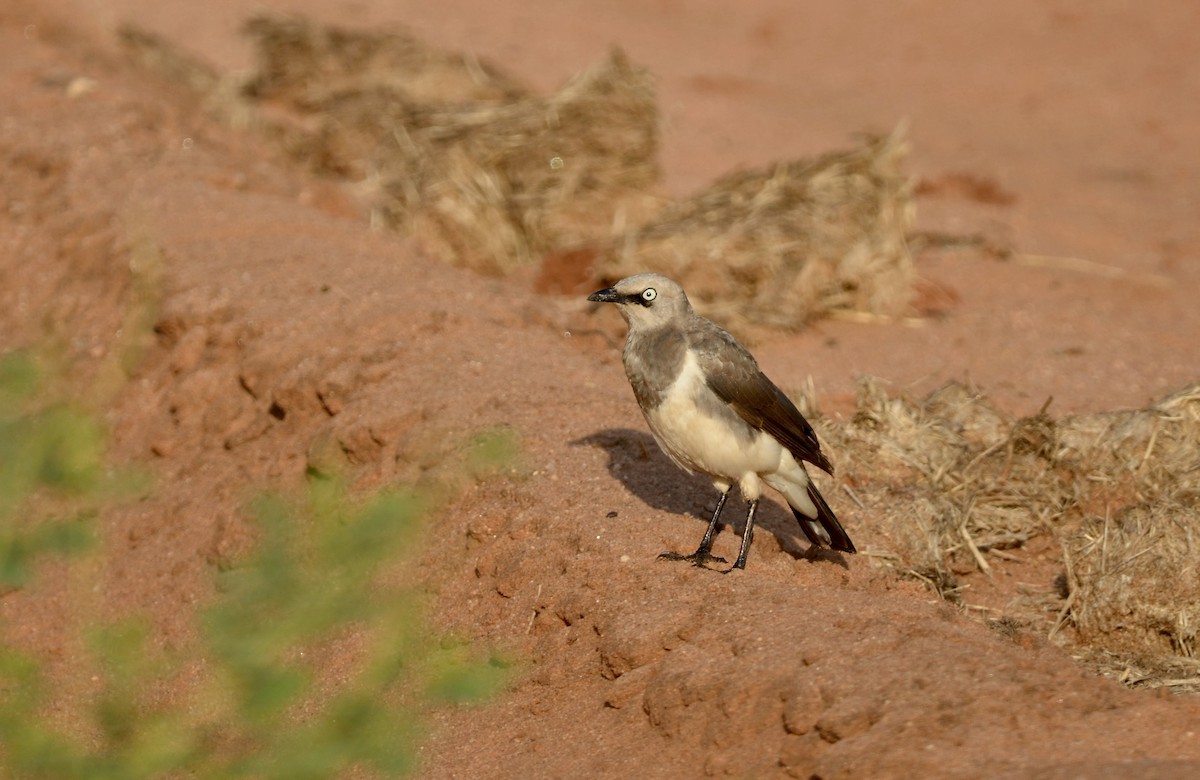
[[588, 273, 855, 570]]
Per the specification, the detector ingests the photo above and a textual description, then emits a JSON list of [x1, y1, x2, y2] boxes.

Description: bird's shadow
[[572, 428, 848, 568]]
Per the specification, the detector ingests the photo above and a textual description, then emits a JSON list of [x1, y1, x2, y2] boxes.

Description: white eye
[[641, 288, 657, 302]]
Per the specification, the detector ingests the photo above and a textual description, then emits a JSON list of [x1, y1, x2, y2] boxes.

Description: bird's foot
[[658, 549, 727, 568]]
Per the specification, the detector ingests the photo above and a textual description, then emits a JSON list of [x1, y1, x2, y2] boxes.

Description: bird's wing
[[690, 324, 834, 475]]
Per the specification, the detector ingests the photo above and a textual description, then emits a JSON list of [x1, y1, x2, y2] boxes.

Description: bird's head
[[587, 273, 692, 329]]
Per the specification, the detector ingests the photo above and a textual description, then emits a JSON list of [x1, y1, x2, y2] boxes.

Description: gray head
[[587, 273, 693, 330]]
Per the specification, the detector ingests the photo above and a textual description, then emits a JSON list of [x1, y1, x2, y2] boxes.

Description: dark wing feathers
[[690, 324, 834, 475], [798, 483, 856, 553]]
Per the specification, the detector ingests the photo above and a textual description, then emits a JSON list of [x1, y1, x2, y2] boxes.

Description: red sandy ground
[[3, 1, 1199, 778]]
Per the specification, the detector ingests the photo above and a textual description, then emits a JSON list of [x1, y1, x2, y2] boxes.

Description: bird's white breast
[[643, 351, 789, 496]]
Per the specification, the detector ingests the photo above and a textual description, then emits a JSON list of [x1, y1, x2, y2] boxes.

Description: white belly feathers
[[643, 351, 794, 498]]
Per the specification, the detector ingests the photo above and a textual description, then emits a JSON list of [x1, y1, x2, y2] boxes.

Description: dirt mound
[[427, 464, 1200, 779]]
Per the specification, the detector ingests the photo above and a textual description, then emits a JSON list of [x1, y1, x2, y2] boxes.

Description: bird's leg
[[728, 499, 759, 571], [658, 486, 732, 567]]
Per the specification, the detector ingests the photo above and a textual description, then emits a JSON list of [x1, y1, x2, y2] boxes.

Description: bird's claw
[[657, 550, 728, 568]]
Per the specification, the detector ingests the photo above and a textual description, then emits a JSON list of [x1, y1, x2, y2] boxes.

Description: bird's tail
[[792, 482, 856, 554]]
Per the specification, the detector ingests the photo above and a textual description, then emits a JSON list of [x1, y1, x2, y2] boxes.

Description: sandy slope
[[3, 1, 1199, 777]]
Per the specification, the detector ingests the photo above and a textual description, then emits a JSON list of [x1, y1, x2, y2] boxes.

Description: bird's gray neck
[[623, 324, 687, 410]]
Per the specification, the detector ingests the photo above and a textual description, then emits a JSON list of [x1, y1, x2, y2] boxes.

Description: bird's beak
[[587, 287, 621, 304]]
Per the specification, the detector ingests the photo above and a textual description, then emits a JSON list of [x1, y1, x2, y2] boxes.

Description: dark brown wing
[[690, 323, 834, 475]]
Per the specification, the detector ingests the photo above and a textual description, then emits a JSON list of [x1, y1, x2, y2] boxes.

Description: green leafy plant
[[0, 351, 99, 592], [0, 350, 510, 778], [188, 477, 510, 779]]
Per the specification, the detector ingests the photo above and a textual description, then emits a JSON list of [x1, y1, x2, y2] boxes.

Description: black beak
[[587, 287, 622, 304]]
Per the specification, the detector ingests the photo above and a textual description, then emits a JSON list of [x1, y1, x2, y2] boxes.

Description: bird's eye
[[641, 288, 657, 302]]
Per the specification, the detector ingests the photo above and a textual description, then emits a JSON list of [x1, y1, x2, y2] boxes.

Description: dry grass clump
[[1056, 384, 1200, 494], [119, 15, 918, 324], [596, 127, 916, 330], [366, 49, 661, 274], [120, 16, 661, 276], [1055, 386, 1200, 677], [239, 15, 528, 109], [238, 16, 661, 275], [822, 379, 1070, 595], [1066, 499, 1200, 659], [237, 14, 662, 273], [1082, 650, 1200, 694], [119, 26, 221, 95], [817, 379, 1200, 688]]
